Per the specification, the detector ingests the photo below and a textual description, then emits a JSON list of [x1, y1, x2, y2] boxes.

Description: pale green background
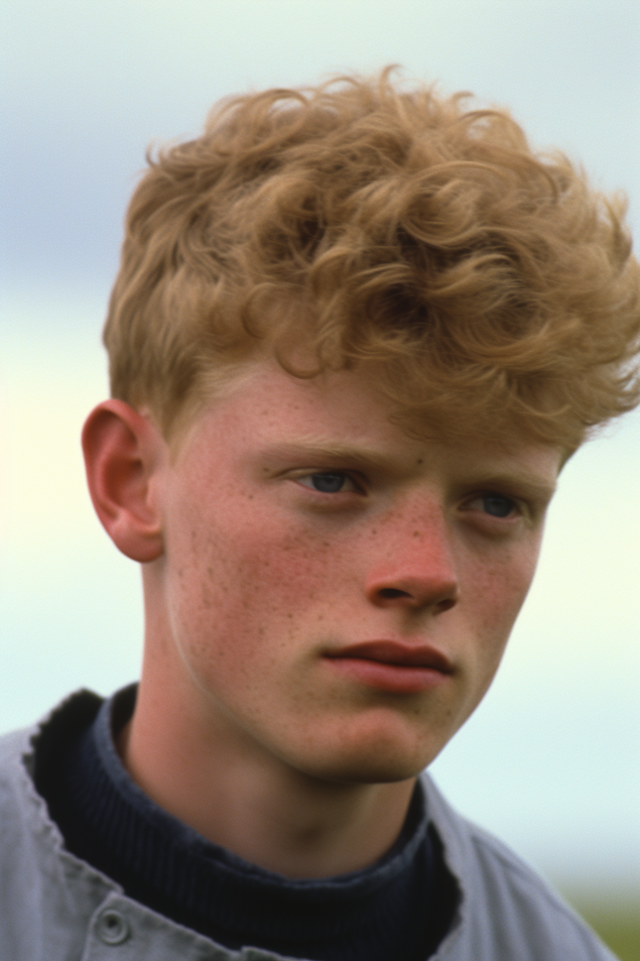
[[1, 0, 639, 905]]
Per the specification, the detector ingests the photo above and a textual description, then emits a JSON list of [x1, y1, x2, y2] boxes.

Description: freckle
[[413, 530, 420, 537], [207, 566, 213, 576], [417, 458, 423, 465]]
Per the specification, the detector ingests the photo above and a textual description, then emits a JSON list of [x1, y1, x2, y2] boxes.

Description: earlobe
[[82, 400, 165, 562]]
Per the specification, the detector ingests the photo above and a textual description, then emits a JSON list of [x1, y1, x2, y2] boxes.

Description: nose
[[364, 507, 459, 613]]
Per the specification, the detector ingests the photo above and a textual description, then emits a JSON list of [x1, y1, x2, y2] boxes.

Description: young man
[[1, 71, 638, 960]]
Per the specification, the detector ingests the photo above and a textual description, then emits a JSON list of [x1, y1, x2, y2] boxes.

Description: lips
[[326, 640, 453, 672], [323, 641, 453, 694]]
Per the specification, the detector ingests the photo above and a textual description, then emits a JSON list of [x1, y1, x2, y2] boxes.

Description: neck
[[118, 663, 416, 879]]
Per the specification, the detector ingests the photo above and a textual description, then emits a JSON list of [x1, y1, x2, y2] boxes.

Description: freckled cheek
[[233, 532, 351, 639], [451, 563, 536, 726], [168, 516, 343, 676], [471, 555, 538, 655]]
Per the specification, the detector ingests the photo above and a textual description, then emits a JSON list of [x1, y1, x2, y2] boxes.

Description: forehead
[[183, 359, 562, 488]]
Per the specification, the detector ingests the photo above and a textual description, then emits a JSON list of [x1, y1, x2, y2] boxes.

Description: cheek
[[468, 545, 540, 659], [482, 564, 533, 623], [167, 508, 342, 673], [450, 550, 539, 732]]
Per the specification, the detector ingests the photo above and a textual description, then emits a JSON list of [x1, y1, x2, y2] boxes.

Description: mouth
[[323, 640, 453, 694]]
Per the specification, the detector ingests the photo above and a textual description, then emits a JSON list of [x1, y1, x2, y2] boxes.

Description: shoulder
[[0, 688, 103, 791], [0, 688, 108, 855], [421, 773, 618, 961], [0, 692, 120, 961], [0, 689, 104, 862], [0, 715, 48, 826]]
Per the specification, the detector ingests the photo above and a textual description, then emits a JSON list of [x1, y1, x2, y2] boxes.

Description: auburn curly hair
[[104, 68, 640, 452]]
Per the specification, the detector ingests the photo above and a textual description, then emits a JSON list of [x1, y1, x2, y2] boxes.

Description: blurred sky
[[1, 0, 639, 901]]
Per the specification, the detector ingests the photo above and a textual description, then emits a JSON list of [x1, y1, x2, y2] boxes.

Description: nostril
[[378, 588, 410, 600], [436, 597, 456, 614], [371, 582, 458, 610]]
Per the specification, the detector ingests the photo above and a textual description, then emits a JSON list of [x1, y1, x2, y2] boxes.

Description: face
[[149, 361, 560, 784]]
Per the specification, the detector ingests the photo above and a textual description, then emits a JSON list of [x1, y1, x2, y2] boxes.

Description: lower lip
[[324, 657, 449, 694]]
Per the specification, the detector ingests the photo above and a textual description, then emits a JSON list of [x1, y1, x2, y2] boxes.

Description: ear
[[82, 400, 165, 562]]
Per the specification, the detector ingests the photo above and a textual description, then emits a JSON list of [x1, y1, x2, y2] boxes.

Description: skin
[[83, 359, 560, 878]]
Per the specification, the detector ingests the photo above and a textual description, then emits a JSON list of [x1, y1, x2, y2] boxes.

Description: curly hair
[[103, 68, 640, 452]]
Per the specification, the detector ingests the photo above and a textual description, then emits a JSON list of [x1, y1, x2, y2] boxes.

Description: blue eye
[[296, 471, 362, 496], [481, 494, 515, 517], [308, 472, 349, 493]]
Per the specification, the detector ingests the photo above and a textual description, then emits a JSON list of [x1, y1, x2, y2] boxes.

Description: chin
[[290, 731, 444, 785], [308, 754, 431, 786]]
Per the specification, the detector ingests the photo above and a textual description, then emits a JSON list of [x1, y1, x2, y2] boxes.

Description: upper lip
[[325, 641, 453, 673]]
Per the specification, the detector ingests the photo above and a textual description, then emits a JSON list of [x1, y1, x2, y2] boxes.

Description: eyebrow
[[258, 440, 402, 472], [468, 471, 558, 505]]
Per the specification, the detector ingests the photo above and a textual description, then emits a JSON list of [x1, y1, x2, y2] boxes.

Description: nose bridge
[[365, 489, 458, 610], [395, 491, 456, 565]]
